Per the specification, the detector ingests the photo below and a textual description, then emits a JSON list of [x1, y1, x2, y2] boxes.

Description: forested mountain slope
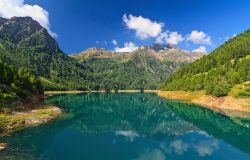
[[0, 17, 95, 90], [162, 30, 250, 97], [71, 45, 204, 89], [0, 16, 205, 90], [0, 61, 43, 110]]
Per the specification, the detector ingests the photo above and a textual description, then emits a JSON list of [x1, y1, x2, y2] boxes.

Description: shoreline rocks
[[0, 143, 7, 151], [0, 105, 62, 135]]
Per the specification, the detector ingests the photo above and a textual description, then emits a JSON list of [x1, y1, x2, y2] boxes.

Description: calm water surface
[[1, 93, 250, 160]]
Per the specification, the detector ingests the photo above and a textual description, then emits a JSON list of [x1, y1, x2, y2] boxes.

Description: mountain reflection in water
[[0, 93, 250, 160]]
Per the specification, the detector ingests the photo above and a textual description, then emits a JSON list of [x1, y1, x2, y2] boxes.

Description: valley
[[0, 17, 204, 91], [0, 16, 250, 126], [1, 0, 250, 159]]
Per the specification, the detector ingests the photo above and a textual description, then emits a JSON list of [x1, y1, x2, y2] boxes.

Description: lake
[[1, 93, 250, 160]]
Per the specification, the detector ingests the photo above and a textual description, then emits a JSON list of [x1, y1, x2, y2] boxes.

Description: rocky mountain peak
[[0, 16, 59, 54], [86, 47, 110, 53], [0, 17, 7, 26], [149, 43, 175, 52], [0, 16, 43, 44]]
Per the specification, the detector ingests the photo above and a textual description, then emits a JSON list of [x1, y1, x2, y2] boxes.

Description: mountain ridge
[[72, 43, 205, 63], [71, 44, 205, 89], [0, 16, 205, 90], [162, 29, 250, 97], [0, 16, 95, 90]]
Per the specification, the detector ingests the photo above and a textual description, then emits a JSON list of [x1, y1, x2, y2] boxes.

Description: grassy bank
[[158, 91, 250, 118], [0, 105, 62, 135]]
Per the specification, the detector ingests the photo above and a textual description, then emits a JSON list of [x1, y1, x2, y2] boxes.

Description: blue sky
[[1, 0, 250, 54]]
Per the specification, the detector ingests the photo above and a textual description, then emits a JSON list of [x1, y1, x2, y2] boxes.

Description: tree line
[[162, 30, 250, 97]]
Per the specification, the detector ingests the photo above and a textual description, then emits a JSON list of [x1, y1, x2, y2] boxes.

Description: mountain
[[0, 16, 205, 90], [0, 17, 95, 90], [71, 44, 205, 89], [162, 30, 250, 97]]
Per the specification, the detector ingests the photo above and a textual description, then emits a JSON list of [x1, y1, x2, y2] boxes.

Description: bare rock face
[[0, 17, 7, 26], [149, 43, 175, 52], [0, 17, 42, 44], [74, 43, 205, 63]]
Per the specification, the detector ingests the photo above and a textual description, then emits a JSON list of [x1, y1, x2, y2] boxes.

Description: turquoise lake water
[[1, 93, 250, 160]]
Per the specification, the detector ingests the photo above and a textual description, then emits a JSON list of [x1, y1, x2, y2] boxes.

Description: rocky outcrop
[[0, 17, 43, 44]]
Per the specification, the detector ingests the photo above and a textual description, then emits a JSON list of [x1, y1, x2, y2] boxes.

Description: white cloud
[[169, 140, 189, 155], [133, 149, 166, 160], [0, 0, 56, 37], [156, 31, 184, 45], [115, 42, 138, 52], [123, 14, 164, 40], [187, 30, 211, 45], [225, 34, 237, 41], [156, 32, 167, 43], [192, 46, 207, 53], [112, 39, 118, 45], [115, 130, 139, 142], [193, 140, 218, 157]]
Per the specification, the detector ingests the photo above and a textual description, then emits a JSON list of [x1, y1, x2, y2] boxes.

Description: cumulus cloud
[[192, 46, 207, 53], [123, 14, 164, 40], [0, 0, 56, 37], [169, 140, 189, 155], [115, 130, 139, 142], [193, 140, 218, 157], [112, 39, 118, 45], [122, 14, 214, 50], [187, 30, 211, 45], [115, 42, 138, 52], [156, 31, 184, 45]]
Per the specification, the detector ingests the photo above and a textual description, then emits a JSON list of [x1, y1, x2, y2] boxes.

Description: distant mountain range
[[71, 44, 205, 89], [71, 44, 204, 63], [0, 16, 205, 90]]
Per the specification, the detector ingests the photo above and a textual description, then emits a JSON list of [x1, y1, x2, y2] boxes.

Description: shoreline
[[0, 104, 62, 136], [158, 91, 250, 119], [44, 90, 160, 96], [45, 90, 250, 119]]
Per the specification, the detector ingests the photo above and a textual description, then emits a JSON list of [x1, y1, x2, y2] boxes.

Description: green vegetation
[[71, 44, 204, 90], [0, 61, 43, 111], [78, 50, 184, 90], [0, 17, 96, 91], [0, 106, 61, 133], [0, 17, 203, 91], [162, 30, 250, 97], [230, 81, 250, 98]]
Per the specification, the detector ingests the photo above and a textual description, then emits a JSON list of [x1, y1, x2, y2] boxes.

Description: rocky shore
[[0, 105, 62, 136]]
